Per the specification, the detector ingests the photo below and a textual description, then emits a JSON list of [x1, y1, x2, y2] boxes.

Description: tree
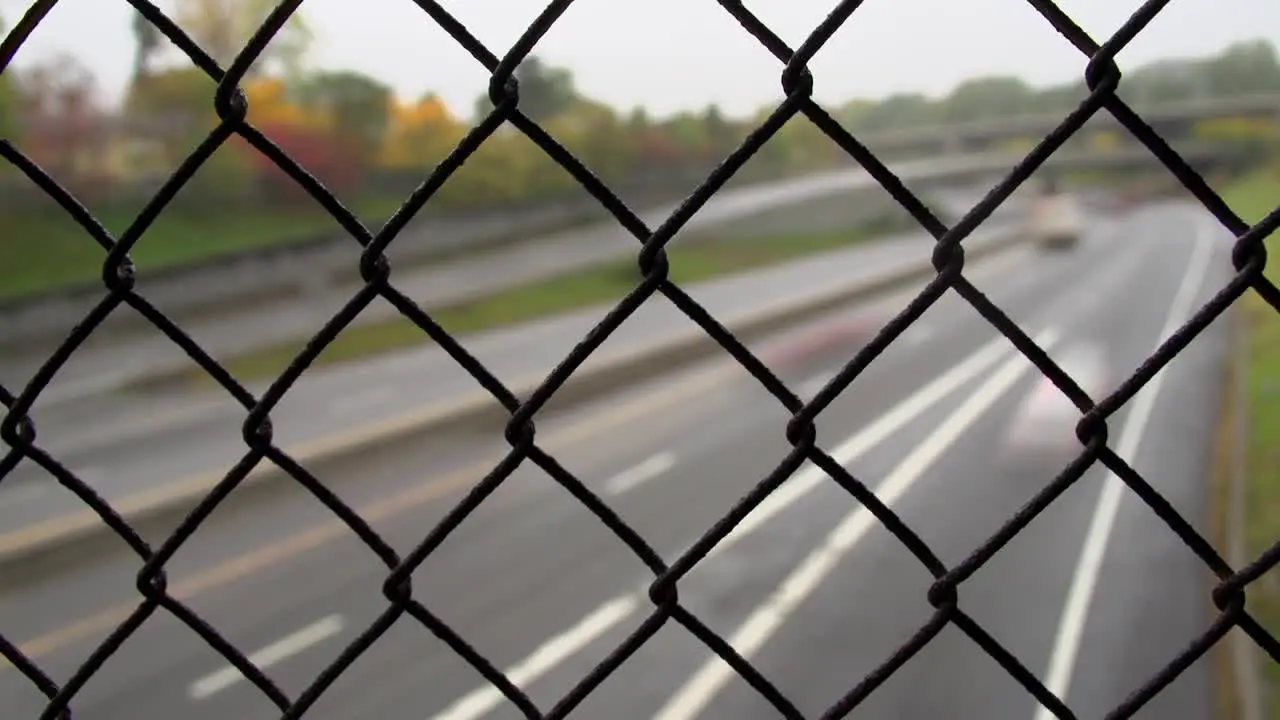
[[1124, 58, 1209, 106], [244, 118, 362, 201], [851, 92, 936, 133], [130, 8, 163, 86], [630, 114, 683, 174], [626, 106, 650, 133], [121, 66, 262, 201], [0, 12, 17, 142], [242, 74, 327, 128], [700, 104, 736, 156], [471, 55, 577, 122], [13, 54, 105, 182], [229, 74, 362, 201], [380, 93, 462, 170], [438, 132, 538, 207], [940, 76, 1035, 124], [836, 98, 876, 129], [513, 55, 577, 122], [1203, 39, 1280, 98], [664, 111, 712, 161], [124, 66, 214, 149], [294, 70, 392, 165], [173, 0, 312, 78], [15, 55, 102, 140], [1028, 82, 1084, 114], [547, 97, 636, 184], [763, 114, 832, 174]]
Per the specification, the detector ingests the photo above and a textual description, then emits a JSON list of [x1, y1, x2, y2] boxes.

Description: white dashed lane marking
[[189, 614, 346, 700]]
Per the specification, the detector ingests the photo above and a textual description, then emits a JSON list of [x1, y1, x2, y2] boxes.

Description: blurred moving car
[[1027, 177, 1085, 251], [1003, 341, 1111, 463]]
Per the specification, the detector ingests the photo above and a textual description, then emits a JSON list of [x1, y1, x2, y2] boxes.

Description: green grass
[[199, 222, 903, 384], [1222, 169, 1280, 716], [0, 195, 410, 302]]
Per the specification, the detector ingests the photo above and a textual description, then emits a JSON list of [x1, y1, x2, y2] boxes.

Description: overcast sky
[[4, 0, 1277, 118]]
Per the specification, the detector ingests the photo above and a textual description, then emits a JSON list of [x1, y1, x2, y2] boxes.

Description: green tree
[[472, 56, 577, 122], [764, 115, 831, 173], [550, 97, 636, 183], [940, 76, 1035, 124], [1124, 58, 1209, 106], [440, 131, 538, 207], [664, 111, 712, 162], [0, 11, 16, 141], [1203, 39, 1280, 97], [852, 92, 936, 133], [626, 106, 650, 133], [514, 55, 577, 122], [1028, 82, 1085, 115], [122, 66, 230, 181], [130, 8, 163, 86], [1112, 39, 1280, 108], [836, 98, 876, 129], [125, 66, 213, 132], [700, 104, 737, 156], [294, 69, 392, 165]]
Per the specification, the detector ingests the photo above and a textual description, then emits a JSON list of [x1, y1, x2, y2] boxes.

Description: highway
[[0, 192, 1027, 546], [0, 154, 1030, 409], [0, 198, 1234, 719]]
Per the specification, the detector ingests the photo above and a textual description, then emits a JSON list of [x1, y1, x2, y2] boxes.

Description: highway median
[[0, 222, 1031, 579], [162, 211, 918, 387]]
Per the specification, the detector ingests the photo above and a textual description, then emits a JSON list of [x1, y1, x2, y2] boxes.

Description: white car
[[1027, 184, 1085, 251]]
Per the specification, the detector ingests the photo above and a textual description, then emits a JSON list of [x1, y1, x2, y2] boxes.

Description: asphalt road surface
[[0, 155, 1019, 408], [6, 183, 1013, 457], [0, 200, 1234, 719], [0, 212, 1026, 542]]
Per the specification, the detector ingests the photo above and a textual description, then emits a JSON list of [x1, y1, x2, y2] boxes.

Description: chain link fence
[[2, 0, 1279, 718]]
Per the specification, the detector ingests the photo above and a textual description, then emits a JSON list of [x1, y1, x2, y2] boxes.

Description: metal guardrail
[[0, 0, 1278, 718]]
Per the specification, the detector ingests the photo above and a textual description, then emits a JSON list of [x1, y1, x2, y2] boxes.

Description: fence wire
[[1, 0, 1278, 718]]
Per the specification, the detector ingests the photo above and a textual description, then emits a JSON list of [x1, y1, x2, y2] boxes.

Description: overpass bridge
[[856, 92, 1280, 157]]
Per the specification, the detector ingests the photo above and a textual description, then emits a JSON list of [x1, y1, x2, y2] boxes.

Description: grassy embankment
[[0, 196, 420, 302], [1217, 169, 1279, 718], [186, 212, 914, 383]]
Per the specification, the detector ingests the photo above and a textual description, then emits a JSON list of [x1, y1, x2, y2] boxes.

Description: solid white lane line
[[188, 614, 346, 700], [1032, 212, 1217, 719], [653, 330, 1062, 720], [605, 453, 677, 497], [429, 596, 639, 720], [705, 328, 1054, 564], [429, 330, 1033, 719]]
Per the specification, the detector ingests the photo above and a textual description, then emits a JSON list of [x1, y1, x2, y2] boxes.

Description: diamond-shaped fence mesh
[[1, 0, 1279, 718]]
